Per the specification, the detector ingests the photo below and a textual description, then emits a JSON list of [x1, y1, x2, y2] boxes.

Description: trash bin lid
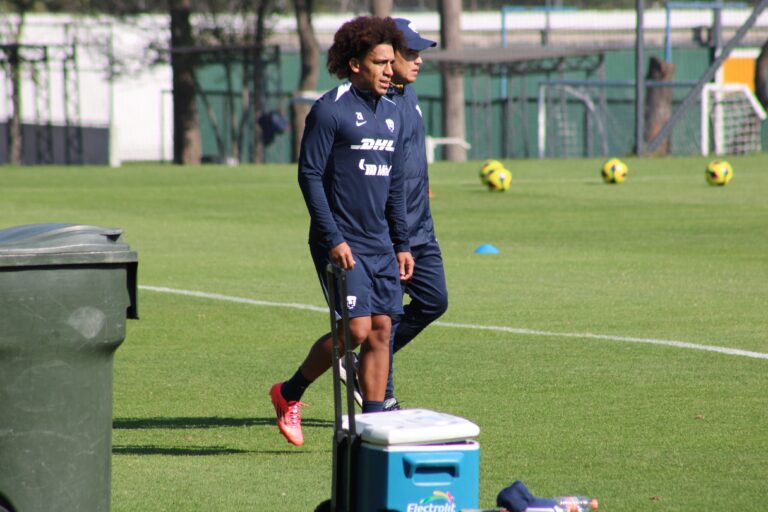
[[0, 223, 138, 267], [343, 408, 480, 445]]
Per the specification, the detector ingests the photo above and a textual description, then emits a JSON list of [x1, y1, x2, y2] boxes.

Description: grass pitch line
[[140, 285, 327, 313], [139, 285, 768, 361], [434, 321, 768, 360]]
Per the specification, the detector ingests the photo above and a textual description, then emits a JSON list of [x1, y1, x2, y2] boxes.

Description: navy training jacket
[[298, 83, 410, 256], [392, 84, 435, 247]]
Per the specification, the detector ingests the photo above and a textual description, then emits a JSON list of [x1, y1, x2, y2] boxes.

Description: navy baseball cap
[[394, 18, 437, 52]]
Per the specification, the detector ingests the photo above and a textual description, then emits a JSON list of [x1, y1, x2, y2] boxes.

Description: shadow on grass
[[112, 445, 248, 456], [112, 417, 335, 456], [113, 445, 318, 456], [113, 416, 333, 430]]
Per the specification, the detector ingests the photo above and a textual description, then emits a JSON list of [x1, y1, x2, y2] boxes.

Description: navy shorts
[[310, 243, 404, 319]]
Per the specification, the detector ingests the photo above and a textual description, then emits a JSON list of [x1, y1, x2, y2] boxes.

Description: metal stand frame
[[326, 264, 359, 512]]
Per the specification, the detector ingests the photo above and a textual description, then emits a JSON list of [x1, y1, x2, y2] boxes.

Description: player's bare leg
[[358, 314, 391, 403], [298, 317, 370, 381]]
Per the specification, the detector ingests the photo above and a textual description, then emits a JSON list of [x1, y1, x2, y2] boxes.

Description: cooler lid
[[343, 408, 480, 446]]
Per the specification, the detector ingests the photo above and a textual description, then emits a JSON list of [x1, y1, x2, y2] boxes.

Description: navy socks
[[362, 400, 384, 413], [281, 368, 312, 402], [282, 368, 386, 414]]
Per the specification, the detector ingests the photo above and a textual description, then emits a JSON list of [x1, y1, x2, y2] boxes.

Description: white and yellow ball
[[486, 167, 512, 191], [479, 159, 505, 185], [705, 160, 733, 186], [601, 158, 629, 184]]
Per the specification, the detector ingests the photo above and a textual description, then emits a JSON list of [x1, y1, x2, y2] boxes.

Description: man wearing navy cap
[[384, 18, 447, 410]]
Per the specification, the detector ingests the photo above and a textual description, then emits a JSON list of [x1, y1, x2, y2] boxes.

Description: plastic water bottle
[[553, 496, 599, 512]]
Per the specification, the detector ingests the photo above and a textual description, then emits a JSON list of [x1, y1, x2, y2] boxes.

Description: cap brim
[[408, 37, 437, 52]]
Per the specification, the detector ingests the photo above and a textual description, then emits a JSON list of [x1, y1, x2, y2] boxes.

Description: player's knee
[[348, 327, 368, 345], [424, 294, 448, 321], [434, 294, 448, 318], [368, 317, 392, 349], [347, 318, 372, 346]]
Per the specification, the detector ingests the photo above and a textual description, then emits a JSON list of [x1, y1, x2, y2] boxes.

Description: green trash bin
[[0, 224, 138, 512]]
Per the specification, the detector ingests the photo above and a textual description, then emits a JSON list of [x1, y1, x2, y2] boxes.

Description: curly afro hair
[[327, 16, 405, 79]]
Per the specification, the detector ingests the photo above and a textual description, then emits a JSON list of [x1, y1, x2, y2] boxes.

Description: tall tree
[[644, 55, 674, 155], [193, 0, 276, 164], [1, 0, 35, 165], [290, 0, 320, 162], [170, 0, 202, 165], [251, 0, 272, 164], [438, 0, 466, 161], [370, 0, 391, 17], [93, 0, 275, 165]]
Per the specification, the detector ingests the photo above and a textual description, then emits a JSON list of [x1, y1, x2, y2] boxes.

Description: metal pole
[[635, 0, 645, 155], [712, 1, 723, 60], [647, 0, 768, 154], [160, 91, 166, 163], [537, 83, 546, 159], [501, 71, 509, 158], [700, 84, 710, 156], [327, 265, 342, 512], [520, 75, 529, 158], [500, 7, 508, 99], [500, 6, 508, 49]]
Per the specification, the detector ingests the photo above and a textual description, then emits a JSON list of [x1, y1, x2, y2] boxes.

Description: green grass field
[[1, 154, 766, 511]]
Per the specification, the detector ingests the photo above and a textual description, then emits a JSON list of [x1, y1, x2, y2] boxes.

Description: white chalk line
[[140, 285, 328, 313], [139, 285, 768, 361]]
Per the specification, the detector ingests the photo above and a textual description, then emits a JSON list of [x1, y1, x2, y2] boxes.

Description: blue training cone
[[474, 244, 500, 254]]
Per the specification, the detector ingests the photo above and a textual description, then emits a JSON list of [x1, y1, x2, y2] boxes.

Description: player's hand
[[329, 242, 355, 270], [397, 251, 414, 282]]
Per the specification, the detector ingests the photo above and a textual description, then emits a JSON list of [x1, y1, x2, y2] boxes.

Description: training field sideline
[[140, 284, 768, 361], [1, 156, 766, 511]]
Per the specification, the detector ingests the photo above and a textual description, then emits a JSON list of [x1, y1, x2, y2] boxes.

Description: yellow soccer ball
[[705, 160, 733, 186], [479, 159, 505, 185], [486, 167, 512, 191], [601, 158, 629, 184]]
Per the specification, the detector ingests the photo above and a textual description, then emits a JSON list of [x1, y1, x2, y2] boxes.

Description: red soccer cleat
[[269, 382, 305, 446]]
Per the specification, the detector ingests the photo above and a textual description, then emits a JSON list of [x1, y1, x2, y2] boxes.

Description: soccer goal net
[[700, 83, 767, 156], [537, 80, 704, 158]]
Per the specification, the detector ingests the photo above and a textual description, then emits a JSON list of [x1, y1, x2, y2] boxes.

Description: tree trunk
[[438, 0, 467, 162], [8, 45, 22, 165], [291, 0, 320, 162], [756, 40, 768, 111], [7, 10, 27, 166], [370, 0, 392, 17], [170, 0, 201, 165], [644, 55, 675, 156], [251, 0, 271, 164]]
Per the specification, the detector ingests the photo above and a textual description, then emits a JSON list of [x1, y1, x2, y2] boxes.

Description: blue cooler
[[346, 409, 480, 512]]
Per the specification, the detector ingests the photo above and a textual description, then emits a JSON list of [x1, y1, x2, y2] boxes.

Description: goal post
[[537, 81, 610, 159], [700, 83, 767, 156]]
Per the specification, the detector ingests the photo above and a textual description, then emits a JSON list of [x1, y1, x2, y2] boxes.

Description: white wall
[[1, 14, 172, 163]]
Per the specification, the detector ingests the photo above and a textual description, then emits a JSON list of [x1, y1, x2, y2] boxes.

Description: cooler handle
[[403, 455, 461, 478]]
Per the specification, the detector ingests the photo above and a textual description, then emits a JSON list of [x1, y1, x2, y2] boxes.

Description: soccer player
[[384, 19, 448, 410], [269, 16, 414, 447]]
